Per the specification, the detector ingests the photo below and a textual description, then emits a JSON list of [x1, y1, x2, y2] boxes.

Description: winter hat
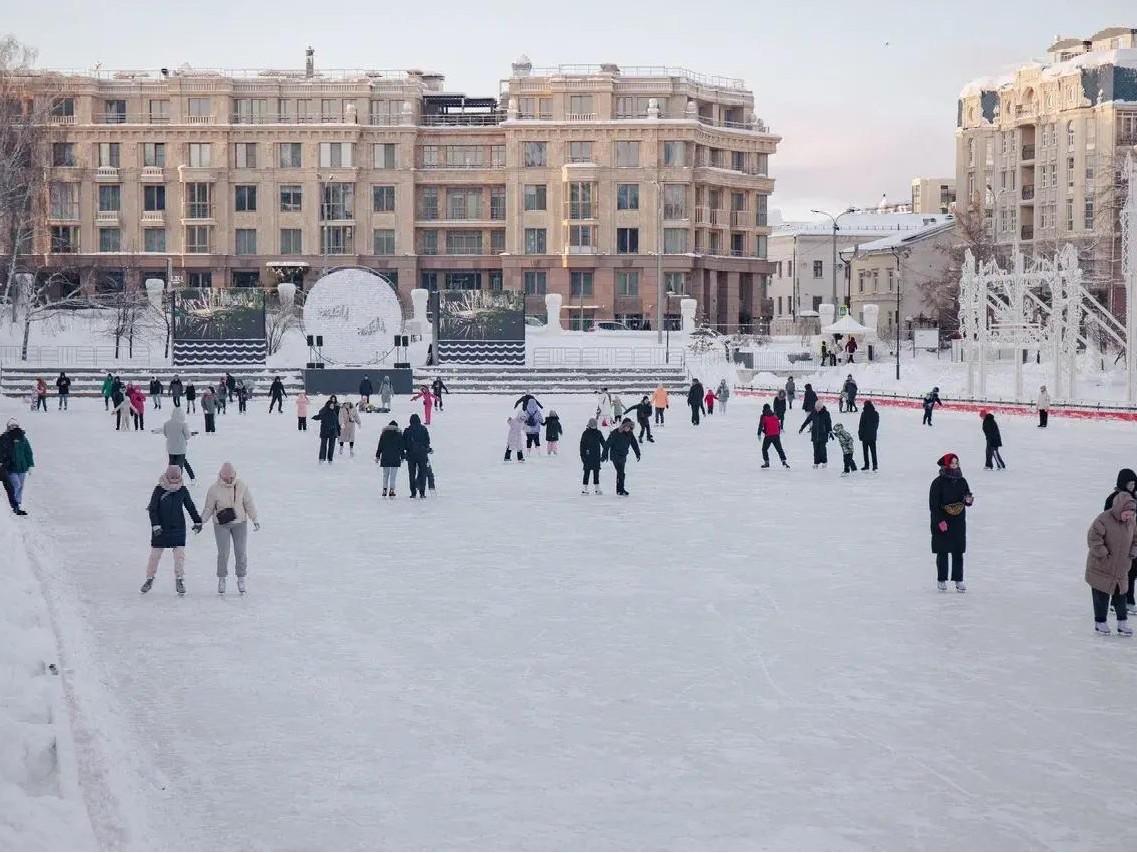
[[171, 407, 185, 422], [587, 418, 598, 429], [979, 410, 988, 419], [158, 465, 184, 492], [388, 420, 398, 427], [548, 409, 558, 417], [218, 462, 237, 482], [937, 453, 959, 468], [6, 418, 18, 430], [1110, 491, 1136, 521]]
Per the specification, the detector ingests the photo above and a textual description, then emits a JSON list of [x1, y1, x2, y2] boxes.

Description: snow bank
[[0, 514, 95, 850]]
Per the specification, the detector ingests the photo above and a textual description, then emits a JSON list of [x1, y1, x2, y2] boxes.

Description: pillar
[[544, 292, 563, 332]]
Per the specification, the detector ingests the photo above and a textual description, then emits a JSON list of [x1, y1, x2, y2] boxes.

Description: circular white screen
[[302, 268, 402, 364]]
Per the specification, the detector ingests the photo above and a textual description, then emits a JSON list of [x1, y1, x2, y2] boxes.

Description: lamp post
[[810, 207, 856, 313], [655, 174, 665, 344], [889, 247, 906, 382]]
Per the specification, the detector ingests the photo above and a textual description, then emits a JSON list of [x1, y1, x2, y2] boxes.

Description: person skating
[[845, 336, 858, 364], [0, 419, 34, 516], [833, 423, 857, 475], [313, 399, 340, 463], [338, 400, 361, 455], [1036, 385, 1050, 428], [626, 395, 654, 443], [544, 409, 563, 455], [981, 411, 1006, 470], [214, 383, 227, 415], [141, 465, 202, 596], [236, 380, 249, 414], [605, 418, 641, 496], [757, 404, 789, 468], [296, 392, 310, 431], [161, 407, 196, 481], [804, 404, 833, 468], [704, 386, 718, 416], [579, 418, 607, 494], [268, 376, 286, 413], [858, 400, 879, 472], [401, 413, 431, 498], [1085, 492, 1137, 635], [842, 375, 858, 412], [149, 376, 163, 410], [785, 376, 796, 409], [929, 453, 974, 592], [101, 372, 114, 411], [201, 387, 217, 433], [922, 387, 942, 425], [504, 413, 526, 462], [55, 372, 71, 411], [611, 394, 626, 424], [593, 388, 613, 427], [225, 371, 237, 402], [431, 376, 448, 410], [375, 420, 404, 497], [523, 398, 543, 452], [379, 376, 393, 412], [1103, 468, 1137, 614], [201, 461, 259, 594], [127, 383, 146, 431], [359, 375, 374, 408], [411, 386, 435, 425], [185, 382, 197, 414], [716, 380, 730, 414], [111, 391, 134, 432], [169, 375, 184, 408], [800, 383, 818, 431], [652, 384, 669, 425], [820, 341, 829, 366], [687, 378, 705, 425], [32, 377, 46, 412], [773, 390, 787, 428], [515, 392, 543, 412]]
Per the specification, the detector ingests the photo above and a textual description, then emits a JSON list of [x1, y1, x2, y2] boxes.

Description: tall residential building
[[956, 26, 1137, 311], [910, 177, 956, 214], [17, 53, 778, 331]]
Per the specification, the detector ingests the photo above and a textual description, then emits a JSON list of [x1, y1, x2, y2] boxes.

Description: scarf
[[941, 467, 963, 479], [158, 465, 184, 492]]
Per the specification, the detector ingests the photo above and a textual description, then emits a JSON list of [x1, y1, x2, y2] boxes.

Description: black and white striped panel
[[437, 340, 525, 365], [173, 339, 268, 366]]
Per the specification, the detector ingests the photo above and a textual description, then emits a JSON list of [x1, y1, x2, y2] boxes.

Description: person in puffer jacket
[[756, 403, 788, 468], [543, 410, 563, 455], [200, 461, 259, 594], [1085, 492, 1137, 636], [833, 423, 857, 474], [375, 421, 404, 497], [141, 465, 202, 596], [504, 413, 526, 462], [338, 401, 361, 456]]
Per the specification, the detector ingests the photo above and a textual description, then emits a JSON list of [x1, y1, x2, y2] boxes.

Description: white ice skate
[[937, 581, 947, 592], [218, 577, 226, 594], [593, 487, 603, 495], [955, 582, 967, 592], [1117, 621, 1133, 637], [581, 488, 589, 495], [237, 578, 246, 595], [1095, 622, 1111, 635]]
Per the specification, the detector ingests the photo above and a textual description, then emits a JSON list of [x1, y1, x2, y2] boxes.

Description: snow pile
[[1040, 47, 1137, 79], [0, 514, 95, 849]]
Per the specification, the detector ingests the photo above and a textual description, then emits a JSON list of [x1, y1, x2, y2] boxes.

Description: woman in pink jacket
[[295, 392, 310, 431], [411, 386, 435, 425], [127, 384, 147, 431]]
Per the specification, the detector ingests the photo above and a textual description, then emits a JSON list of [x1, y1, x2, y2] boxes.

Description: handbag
[[216, 507, 237, 525]]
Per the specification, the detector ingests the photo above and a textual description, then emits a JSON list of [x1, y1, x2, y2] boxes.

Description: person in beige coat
[[338, 401, 361, 456], [1086, 491, 1137, 636], [200, 461, 259, 594]]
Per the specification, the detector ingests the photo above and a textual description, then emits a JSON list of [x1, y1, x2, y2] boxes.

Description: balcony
[[1021, 144, 1035, 161], [140, 167, 165, 182], [183, 204, 215, 221], [95, 209, 120, 223], [419, 113, 503, 127], [319, 207, 355, 223], [565, 245, 600, 255], [730, 210, 748, 227], [141, 210, 164, 223], [663, 204, 688, 220], [565, 112, 598, 122], [186, 115, 216, 125], [94, 166, 119, 181], [694, 207, 728, 226], [1021, 225, 1034, 240], [565, 202, 597, 221], [47, 114, 76, 126], [1021, 184, 1035, 201], [47, 207, 79, 222]]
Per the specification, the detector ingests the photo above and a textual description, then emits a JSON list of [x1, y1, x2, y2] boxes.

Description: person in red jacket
[[757, 403, 789, 468], [704, 387, 718, 415], [127, 383, 147, 431]]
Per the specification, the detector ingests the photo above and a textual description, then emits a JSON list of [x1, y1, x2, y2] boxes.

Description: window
[[185, 226, 211, 253], [373, 229, 395, 255], [662, 140, 687, 167], [524, 270, 547, 295], [186, 143, 210, 167], [279, 142, 302, 168], [616, 227, 639, 254], [663, 228, 688, 254], [1085, 163, 1095, 187], [374, 143, 396, 169], [420, 145, 440, 168], [187, 97, 210, 118], [185, 183, 212, 219], [49, 183, 78, 218], [234, 142, 257, 168], [1067, 156, 1076, 190], [372, 185, 396, 212], [568, 95, 594, 116], [491, 229, 505, 253], [568, 182, 594, 219], [320, 226, 354, 255], [570, 271, 593, 297], [569, 225, 595, 251], [1084, 199, 1094, 229], [279, 227, 302, 253], [50, 97, 74, 118], [418, 187, 439, 220], [523, 184, 546, 211], [280, 185, 302, 212], [143, 228, 166, 252], [232, 98, 267, 123], [319, 142, 353, 167], [967, 139, 975, 166], [614, 140, 640, 167], [1087, 121, 1096, 147], [319, 183, 354, 220], [235, 185, 257, 212], [369, 99, 398, 125], [568, 141, 593, 163], [51, 143, 75, 167], [446, 230, 483, 255], [813, 260, 824, 278], [49, 225, 79, 253], [98, 142, 120, 168], [234, 229, 257, 255], [187, 271, 212, 288], [444, 145, 486, 168], [140, 142, 165, 168], [491, 145, 506, 167], [616, 270, 639, 296], [1066, 198, 1075, 230], [98, 227, 120, 252], [490, 186, 506, 220], [143, 185, 165, 212], [663, 184, 686, 219], [664, 271, 686, 293], [755, 235, 767, 258], [489, 271, 503, 291], [417, 229, 438, 255], [756, 194, 768, 226], [616, 184, 639, 210], [524, 228, 546, 254], [320, 99, 343, 122], [98, 185, 121, 212], [517, 97, 552, 119], [615, 96, 652, 119], [523, 142, 547, 167], [447, 188, 482, 220], [103, 99, 126, 123], [1067, 120, 1075, 147]]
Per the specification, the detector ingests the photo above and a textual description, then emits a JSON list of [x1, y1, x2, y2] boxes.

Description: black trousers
[[812, 440, 828, 465], [239, 399, 247, 413], [1092, 586, 1127, 622], [582, 463, 600, 485], [132, 411, 144, 431], [861, 440, 877, 470], [406, 459, 427, 496], [103, 394, 110, 410], [761, 435, 786, 463], [34, 396, 46, 411], [787, 395, 794, 409], [936, 552, 964, 583], [435, 394, 443, 410], [611, 456, 627, 493], [1039, 409, 1049, 427], [269, 395, 283, 413], [319, 436, 335, 461], [842, 452, 857, 473], [204, 413, 215, 433], [187, 400, 196, 413], [654, 406, 665, 424], [298, 417, 307, 431], [922, 408, 933, 425], [504, 448, 524, 461], [1127, 560, 1137, 607], [985, 444, 1006, 469], [526, 433, 540, 449], [690, 404, 701, 425], [172, 395, 181, 408], [847, 398, 857, 412], [168, 454, 195, 481], [637, 419, 652, 441]]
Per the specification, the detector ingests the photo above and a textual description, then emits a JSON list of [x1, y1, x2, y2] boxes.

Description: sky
[[5, 0, 1134, 221]]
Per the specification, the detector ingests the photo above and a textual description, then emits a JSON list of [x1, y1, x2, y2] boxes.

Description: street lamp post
[[889, 247, 906, 382], [655, 173, 664, 345], [810, 207, 856, 313]]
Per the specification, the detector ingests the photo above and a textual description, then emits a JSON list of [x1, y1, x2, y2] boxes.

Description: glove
[[253, 521, 261, 532], [151, 525, 162, 535], [963, 495, 974, 506], [192, 523, 203, 534], [937, 521, 948, 533]]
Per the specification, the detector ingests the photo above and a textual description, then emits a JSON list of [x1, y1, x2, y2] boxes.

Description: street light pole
[[890, 248, 904, 381], [656, 173, 664, 345], [810, 207, 856, 314]]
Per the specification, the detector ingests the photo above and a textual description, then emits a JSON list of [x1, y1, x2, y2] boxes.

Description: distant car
[[525, 315, 545, 327], [592, 320, 633, 332]]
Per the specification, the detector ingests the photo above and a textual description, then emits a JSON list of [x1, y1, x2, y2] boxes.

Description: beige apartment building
[[956, 26, 1137, 312], [910, 177, 956, 214], [22, 53, 778, 330]]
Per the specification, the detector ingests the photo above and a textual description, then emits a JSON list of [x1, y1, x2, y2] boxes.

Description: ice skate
[[937, 581, 947, 592], [581, 488, 590, 495], [1117, 621, 1133, 637], [1095, 622, 1111, 635], [593, 487, 603, 495], [140, 577, 154, 594], [821, 463, 827, 469], [218, 577, 226, 595], [761, 462, 770, 468], [955, 581, 967, 592], [840, 471, 848, 478], [176, 578, 186, 596], [812, 464, 818, 469], [382, 488, 388, 497], [237, 578, 246, 595], [782, 461, 790, 469]]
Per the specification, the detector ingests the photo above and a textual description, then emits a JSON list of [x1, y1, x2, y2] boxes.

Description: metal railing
[[532, 346, 686, 368], [0, 344, 154, 366]]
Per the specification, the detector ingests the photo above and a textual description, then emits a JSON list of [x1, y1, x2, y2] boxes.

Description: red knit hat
[[979, 410, 988, 419], [937, 453, 959, 468]]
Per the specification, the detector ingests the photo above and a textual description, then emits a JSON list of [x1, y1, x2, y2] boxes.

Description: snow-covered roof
[[959, 72, 1016, 98], [773, 213, 953, 239], [821, 314, 871, 335], [960, 47, 1137, 96], [844, 220, 957, 255]]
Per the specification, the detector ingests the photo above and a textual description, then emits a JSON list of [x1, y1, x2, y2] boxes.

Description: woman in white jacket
[[338, 401, 361, 456], [200, 462, 259, 594], [1037, 385, 1050, 428]]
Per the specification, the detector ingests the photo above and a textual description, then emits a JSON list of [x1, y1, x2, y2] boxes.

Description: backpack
[[527, 411, 538, 427]]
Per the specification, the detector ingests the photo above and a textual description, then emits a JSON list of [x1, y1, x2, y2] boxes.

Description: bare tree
[[11, 267, 88, 359], [97, 285, 149, 358], [919, 200, 997, 330]]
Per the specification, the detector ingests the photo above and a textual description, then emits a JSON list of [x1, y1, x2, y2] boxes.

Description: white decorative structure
[[1124, 154, 1137, 403], [276, 280, 296, 310], [302, 268, 403, 364], [680, 298, 697, 333], [544, 292, 563, 332], [144, 277, 165, 309], [818, 303, 836, 329]]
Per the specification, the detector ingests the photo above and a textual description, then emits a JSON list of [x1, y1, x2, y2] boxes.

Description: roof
[[961, 45, 1137, 96], [1090, 26, 1137, 41], [844, 220, 957, 256], [773, 213, 953, 239], [1049, 37, 1091, 51], [822, 314, 871, 335]]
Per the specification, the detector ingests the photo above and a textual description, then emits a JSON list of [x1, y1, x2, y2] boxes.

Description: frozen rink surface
[[7, 391, 1137, 851]]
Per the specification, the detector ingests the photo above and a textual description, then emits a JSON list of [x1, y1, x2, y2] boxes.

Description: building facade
[[19, 53, 778, 330], [956, 26, 1137, 311], [910, 177, 956, 214]]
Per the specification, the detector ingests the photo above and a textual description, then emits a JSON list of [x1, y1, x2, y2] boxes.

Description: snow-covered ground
[[6, 392, 1137, 849]]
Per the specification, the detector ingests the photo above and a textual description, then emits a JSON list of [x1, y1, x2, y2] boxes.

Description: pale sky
[[6, 0, 1134, 220]]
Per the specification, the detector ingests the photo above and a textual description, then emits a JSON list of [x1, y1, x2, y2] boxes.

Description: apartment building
[[956, 26, 1137, 311], [22, 52, 778, 331], [910, 177, 956, 214]]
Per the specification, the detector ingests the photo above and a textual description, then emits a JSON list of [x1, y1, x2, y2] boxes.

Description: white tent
[[821, 314, 871, 336]]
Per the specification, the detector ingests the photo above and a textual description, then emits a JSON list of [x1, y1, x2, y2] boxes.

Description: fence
[[0, 344, 155, 366], [532, 347, 686, 368]]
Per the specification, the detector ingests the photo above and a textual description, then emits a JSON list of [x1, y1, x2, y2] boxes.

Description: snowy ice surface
[[5, 392, 1137, 850]]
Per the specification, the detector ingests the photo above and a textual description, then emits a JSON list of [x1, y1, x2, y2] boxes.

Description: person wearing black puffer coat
[[772, 390, 787, 428], [981, 411, 1005, 470], [375, 420, 404, 498], [1105, 468, 1137, 613], [800, 383, 818, 431], [857, 400, 879, 472], [543, 410, 563, 455], [687, 379, 705, 425], [401, 413, 432, 499], [807, 404, 833, 468], [605, 418, 641, 496], [929, 452, 974, 592], [312, 400, 340, 463], [579, 418, 607, 494]]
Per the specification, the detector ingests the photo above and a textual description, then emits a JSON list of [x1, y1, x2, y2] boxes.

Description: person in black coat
[[225, 372, 237, 402], [772, 390, 787, 427], [168, 376, 183, 408], [359, 375, 374, 406], [312, 400, 340, 463], [605, 418, 641, 496], [1104, 468, 1137, 611], [401, 413, 432, 498], [800, 383, 818, 431], [857, 400, 879, 472], [922, 387, 942, 425], [268, 377, 286, 413], [625, 395, 654, 443], [801, 404, 833, 467], [185, 383, 197, 414], [142, 464, 202, 595], [149, 377, 163, 409], [543, 410, 563, 454], [842, 375, 859, 412], [431, 377, 449, 410], [687, 379, 705, 425], [929, 453, 974, 591], [514, 393, 542, 411], [56, 372, 71, 410], [375, 420, 405, 497], [579, 418, 608, 494], [981, 411, 1005, 469]]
